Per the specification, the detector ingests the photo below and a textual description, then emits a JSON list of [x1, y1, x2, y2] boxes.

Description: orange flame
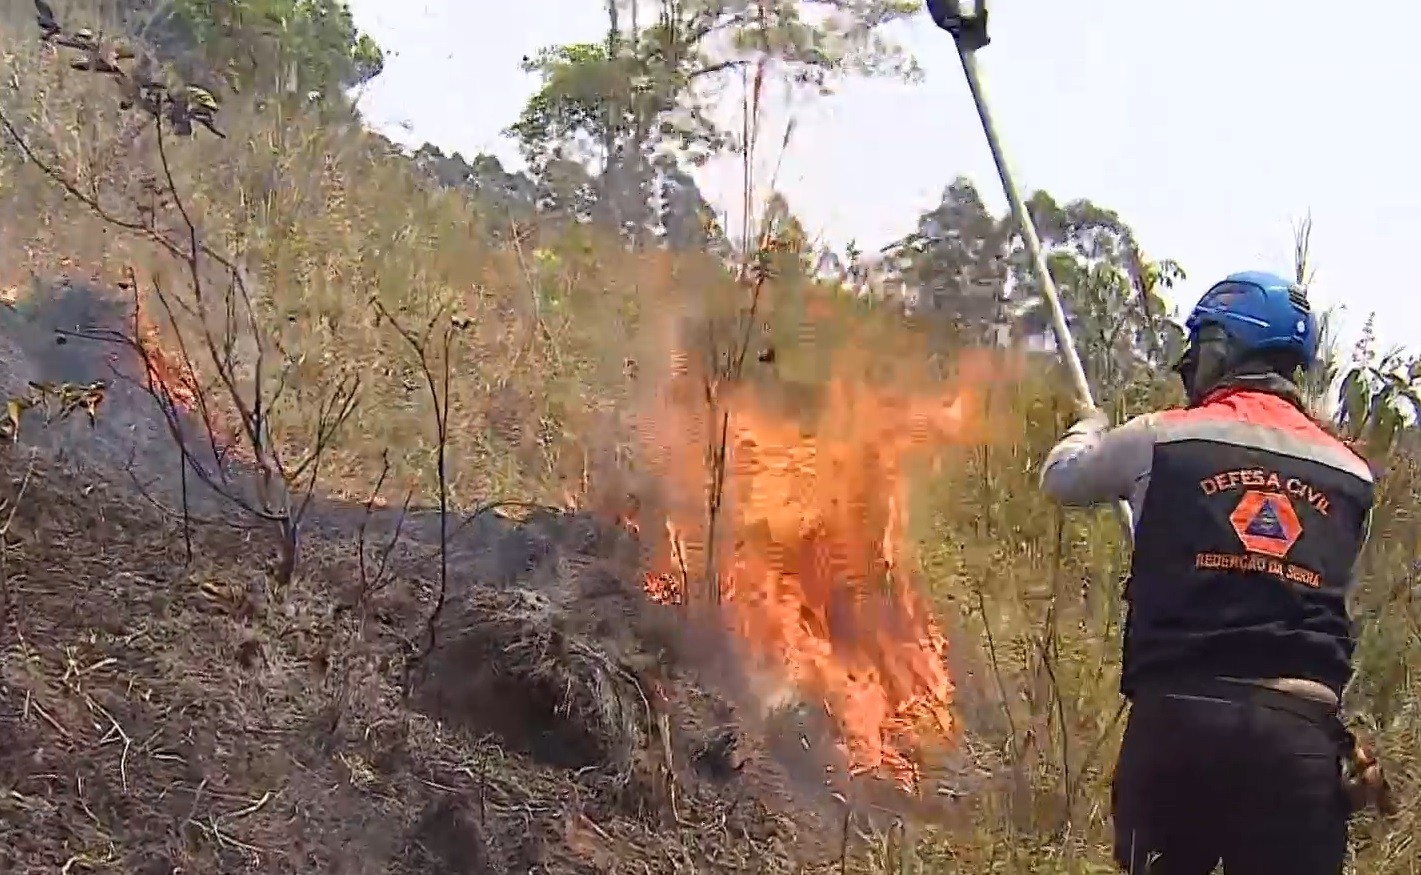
[[129, 298, 248, 463], [133, 300, 200, 411], [634, 335, 985, 790]]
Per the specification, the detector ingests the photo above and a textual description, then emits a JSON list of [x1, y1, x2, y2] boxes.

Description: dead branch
[[4, 31, 359, 586], [356, 449, 415, 617], [696, 205, 782, 607], [369, 298, 467, 674]]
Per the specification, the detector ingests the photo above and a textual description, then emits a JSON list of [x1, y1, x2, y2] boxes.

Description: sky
[[344, 0, 1421, 355]]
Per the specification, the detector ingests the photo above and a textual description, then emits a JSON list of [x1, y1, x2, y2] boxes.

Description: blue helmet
[[1184, 270, 1318, 367]]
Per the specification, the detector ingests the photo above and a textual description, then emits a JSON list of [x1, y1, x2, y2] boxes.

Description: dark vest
[[1124, 392, 1374, 698]]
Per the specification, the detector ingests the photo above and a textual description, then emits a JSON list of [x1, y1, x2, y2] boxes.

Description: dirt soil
[[0, 286, 850, 874]]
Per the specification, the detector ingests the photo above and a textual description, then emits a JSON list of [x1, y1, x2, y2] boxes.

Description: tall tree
[[126, 0, 384, 96], [1005, 192, 1182, 393], [884, 177, 1008, 340], [884, 182, 1182, 394], [508, 0, 920, 245]]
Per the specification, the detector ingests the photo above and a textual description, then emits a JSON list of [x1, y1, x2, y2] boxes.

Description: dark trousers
[[1112, 686, 1349, 874]]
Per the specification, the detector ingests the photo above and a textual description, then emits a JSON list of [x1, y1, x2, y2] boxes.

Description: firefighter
[[1039, 271, 1376, 875]]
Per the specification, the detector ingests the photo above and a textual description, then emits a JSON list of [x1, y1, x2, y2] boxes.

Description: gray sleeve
[[1039, 412, 1157, 507]]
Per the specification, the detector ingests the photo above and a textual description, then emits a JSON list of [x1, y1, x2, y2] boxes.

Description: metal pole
[[955, 45, 1135, 536]]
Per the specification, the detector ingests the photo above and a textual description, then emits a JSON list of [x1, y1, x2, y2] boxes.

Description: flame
[[133, 299, 200, 411], [128, 296, 248, 463], [634, 337, 983, 790]]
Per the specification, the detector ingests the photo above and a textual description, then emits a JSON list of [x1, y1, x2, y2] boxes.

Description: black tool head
[[925, 0, 990, 50]]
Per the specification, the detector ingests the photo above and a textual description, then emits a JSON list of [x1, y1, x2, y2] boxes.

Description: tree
[[508, 0, 920, 244], [884, 177, 1008, 339], [652, 153, 725, 252], [1331, 316, 1421, 462], [535, 155, 603, 224], [884, 182, 1181, 393], [759, 191, 811, 279], [127, 0, 384, 96], [409, 145, 541, 223], [1288, 214, 1416, 459], [1008, 192, 1183, 394]]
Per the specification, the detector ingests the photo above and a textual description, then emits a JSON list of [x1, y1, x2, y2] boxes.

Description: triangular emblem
[[1244, 498, 1287, 539]]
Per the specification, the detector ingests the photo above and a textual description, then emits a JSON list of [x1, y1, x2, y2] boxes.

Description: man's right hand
[[1342, 729, 1396, 817]]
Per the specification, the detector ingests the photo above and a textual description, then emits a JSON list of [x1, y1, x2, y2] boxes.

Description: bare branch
[[6, 34, 359, 586], [370, 297, 464, 671]]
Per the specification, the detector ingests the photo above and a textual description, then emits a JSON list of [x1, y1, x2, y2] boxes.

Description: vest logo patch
[[1229, 490, 1302, 558]]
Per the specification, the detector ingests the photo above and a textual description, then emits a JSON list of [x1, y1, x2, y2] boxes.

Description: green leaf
[[1339, 368, 1369, 437], [1369, 404, 1401, 460]]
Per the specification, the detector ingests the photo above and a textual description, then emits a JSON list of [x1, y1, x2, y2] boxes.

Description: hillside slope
[[0, 388, 833, 873], [0, 280, 840, 873]]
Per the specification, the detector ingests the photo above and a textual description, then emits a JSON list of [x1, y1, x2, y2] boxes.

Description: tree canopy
[[506, 0, 918, 243], [125, 0, 384, 95]]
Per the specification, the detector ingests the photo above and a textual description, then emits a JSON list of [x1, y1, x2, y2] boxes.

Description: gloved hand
[[1062, 410, 1109, 438], [1342, 729, 1396, 817]]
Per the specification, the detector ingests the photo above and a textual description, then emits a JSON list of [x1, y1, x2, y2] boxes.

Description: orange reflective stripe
[[1154, 392, 1371, 484]]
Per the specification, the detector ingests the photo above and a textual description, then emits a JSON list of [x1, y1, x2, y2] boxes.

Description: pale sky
[[345, 0, 1421, 354]]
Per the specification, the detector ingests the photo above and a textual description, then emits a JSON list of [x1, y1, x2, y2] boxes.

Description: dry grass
[[0, 6, 1416, 874], [1, 16, 660, 509]]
